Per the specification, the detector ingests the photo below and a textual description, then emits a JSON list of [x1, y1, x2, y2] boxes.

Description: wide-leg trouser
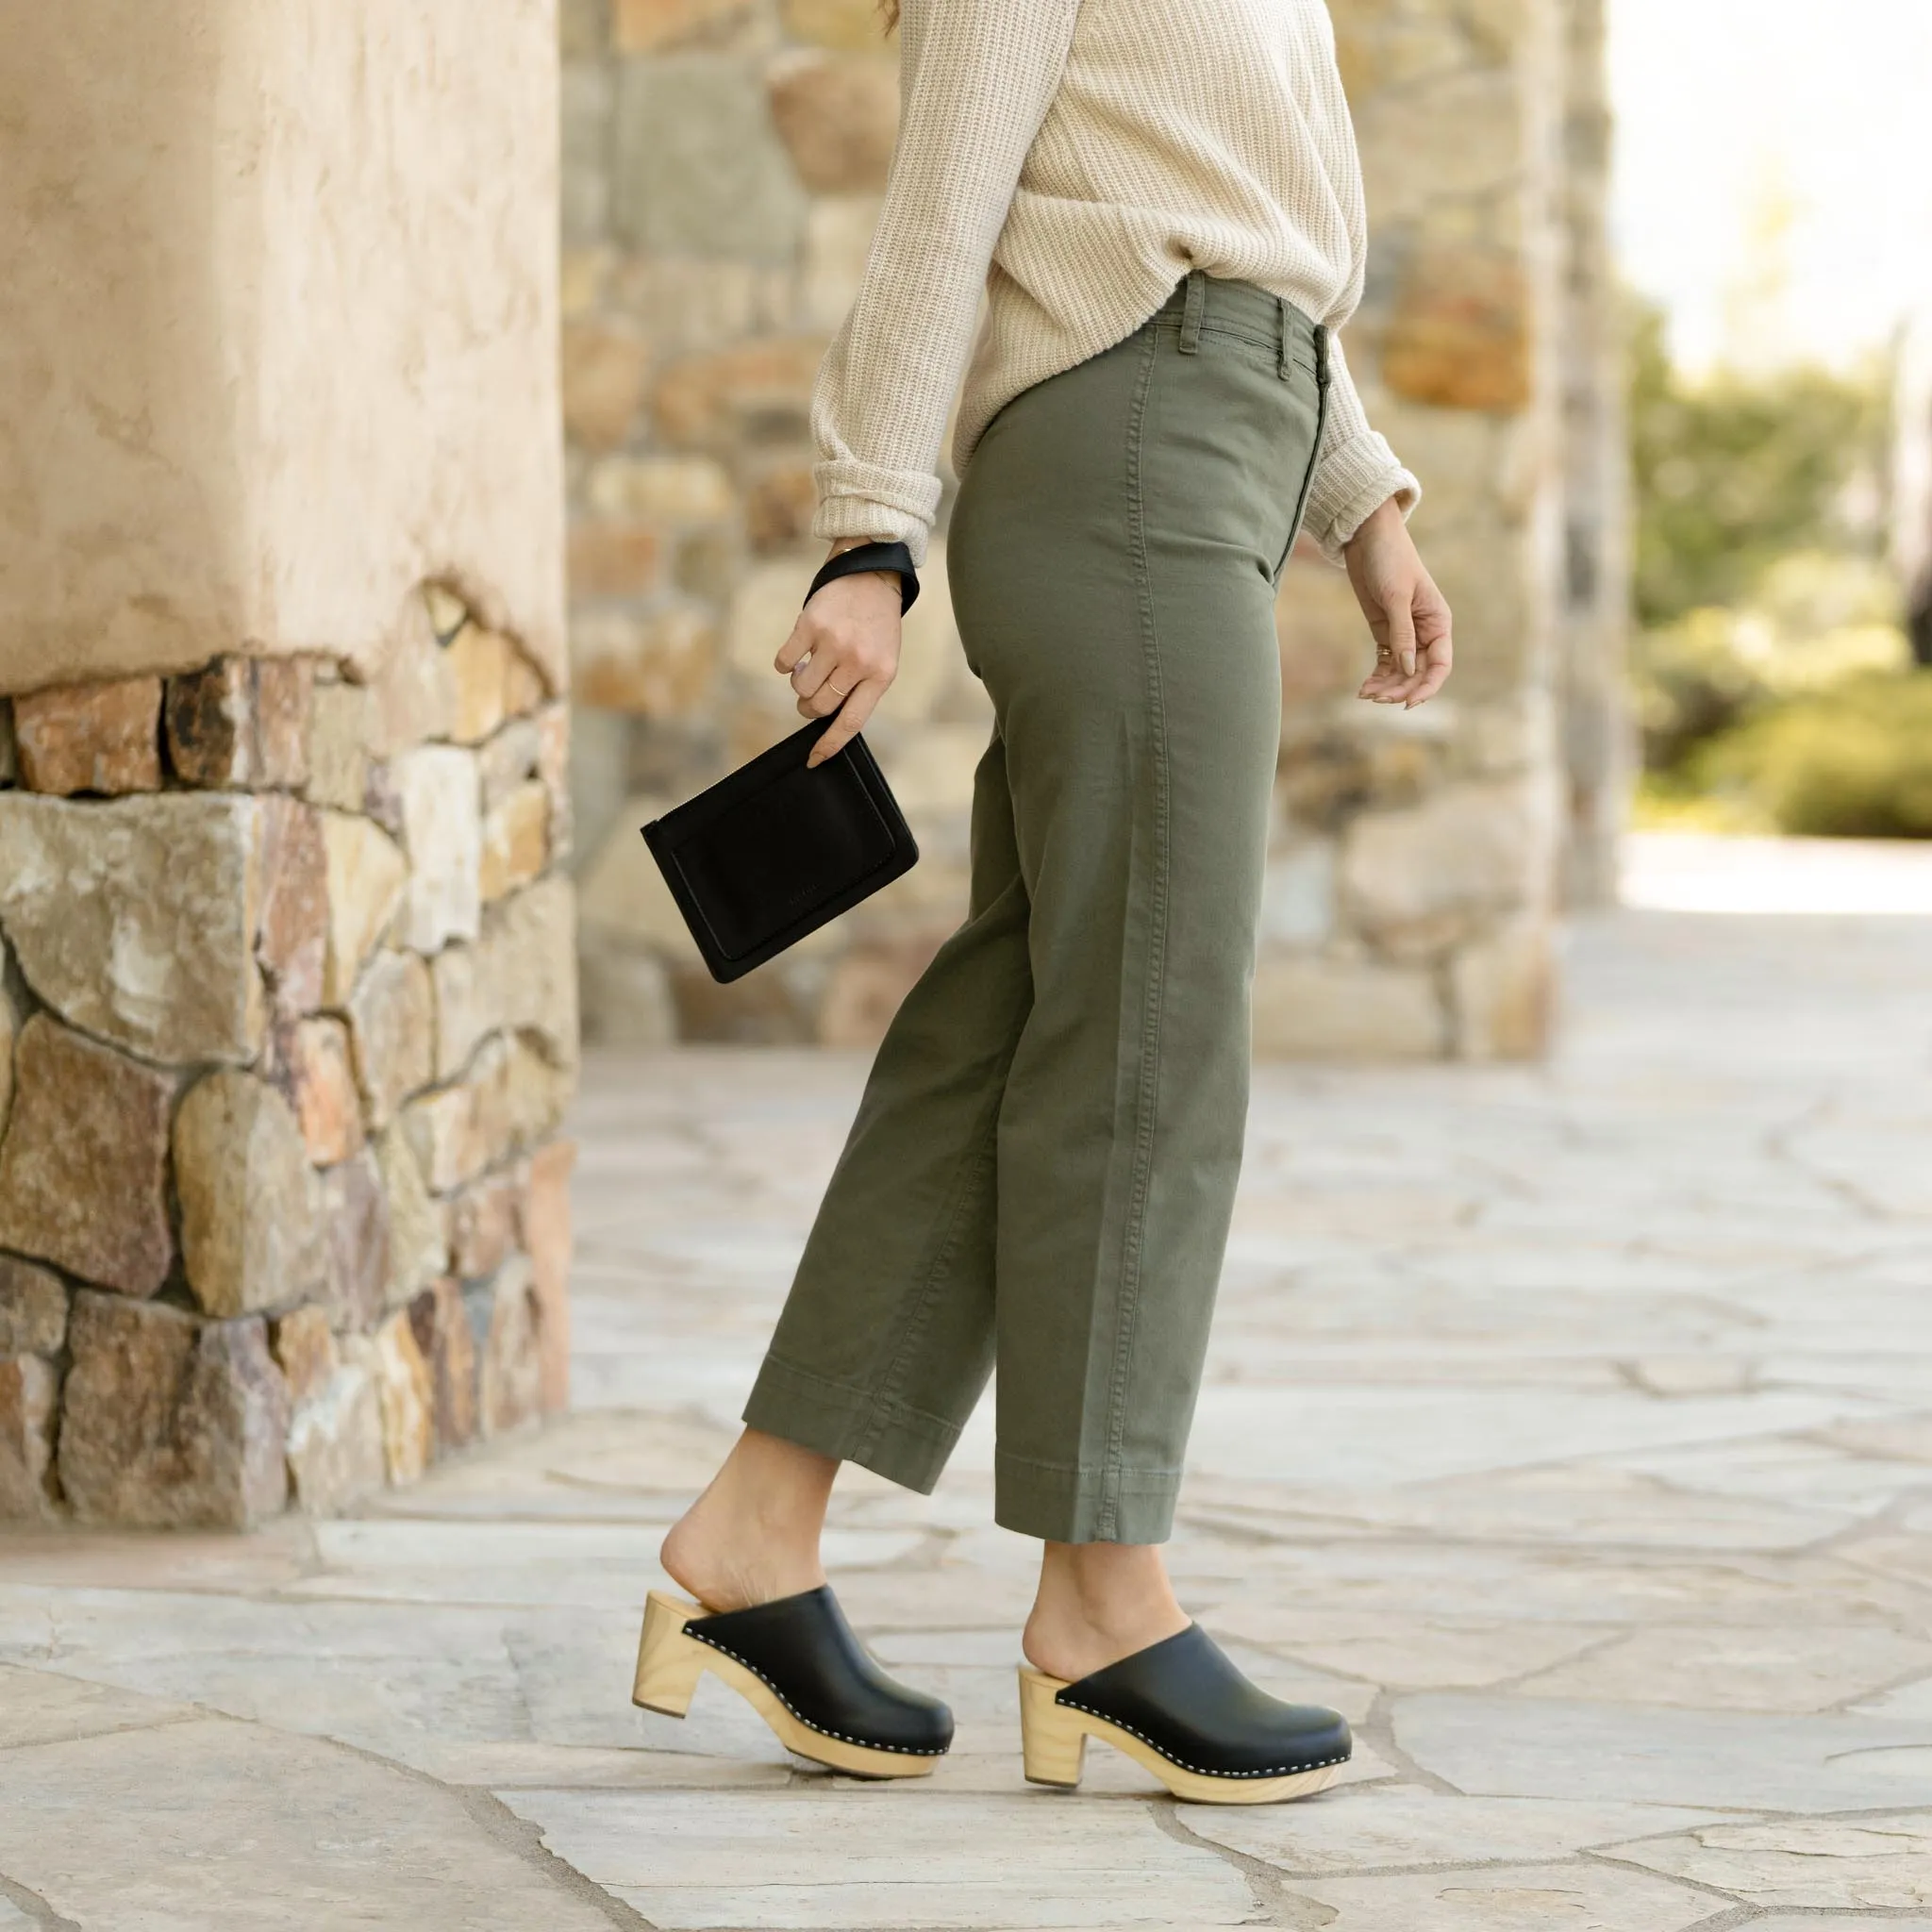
[[743, 275, 1331, 1542]]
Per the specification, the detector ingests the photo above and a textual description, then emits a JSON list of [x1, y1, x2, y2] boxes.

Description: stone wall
[[0, 614, 575, 1527], [0, 4, 573, 1528], [564, 0, 1624, 1057]]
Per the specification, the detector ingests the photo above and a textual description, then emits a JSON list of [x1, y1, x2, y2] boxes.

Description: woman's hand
[[1344, 497, 1454, 708], [775, 540, 905, 767]]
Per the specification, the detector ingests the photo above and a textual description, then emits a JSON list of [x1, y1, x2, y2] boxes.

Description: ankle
[[1022, 1542, 1191, 1682], [659, 1430, 837, 1613], [661, 1516, 824, 1613]]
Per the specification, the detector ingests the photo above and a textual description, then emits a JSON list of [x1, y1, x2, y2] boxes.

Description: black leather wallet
[[641, 542, 923, 983]]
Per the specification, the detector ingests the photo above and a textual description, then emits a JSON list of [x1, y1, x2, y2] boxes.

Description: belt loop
[[1276, 297, 1293, 381], [1314, 322, 1331, 390], [1179, 271, 1206, 355]]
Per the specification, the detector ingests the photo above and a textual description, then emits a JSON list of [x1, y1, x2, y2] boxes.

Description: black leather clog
[[1019, 1623, 1350, 1803], [633, 1586, 954, 1777]]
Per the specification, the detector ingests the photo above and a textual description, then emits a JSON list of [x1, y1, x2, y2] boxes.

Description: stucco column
[[0, 1, 574, 1527]]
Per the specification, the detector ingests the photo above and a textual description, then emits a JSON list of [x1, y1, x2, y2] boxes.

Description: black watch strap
[[804, 540, 921, 614]]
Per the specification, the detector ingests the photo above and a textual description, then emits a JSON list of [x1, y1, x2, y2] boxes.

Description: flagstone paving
[[6, 867, 1932, 1926]]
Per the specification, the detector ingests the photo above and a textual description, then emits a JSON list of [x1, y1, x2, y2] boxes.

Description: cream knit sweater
[[810, 0, 1421, 569]]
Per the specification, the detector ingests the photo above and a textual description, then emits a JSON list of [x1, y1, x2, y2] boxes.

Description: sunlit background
[[1611, 0, 1932, 374], [1607, 0, 1932, 896]]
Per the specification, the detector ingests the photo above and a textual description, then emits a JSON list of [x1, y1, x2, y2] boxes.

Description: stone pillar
[[0, 2, 574, 1528], [1554, 0, 1633, 906], [1255, 0, 1569, 1058], [565, 0, 1592, 1062]]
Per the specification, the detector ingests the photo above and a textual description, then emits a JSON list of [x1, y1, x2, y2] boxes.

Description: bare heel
[[633, 1590, 708, 1717], [1019, 1667, 1087, 1788]]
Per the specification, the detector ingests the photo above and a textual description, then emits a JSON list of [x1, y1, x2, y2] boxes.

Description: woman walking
[[634, 0, 1453, 1803]]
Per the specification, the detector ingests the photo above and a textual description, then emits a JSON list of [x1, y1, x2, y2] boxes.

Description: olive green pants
[[744, 275, 1330, 1542]]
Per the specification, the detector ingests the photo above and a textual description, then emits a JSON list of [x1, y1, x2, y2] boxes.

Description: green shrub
[[1695, 672, 1932, 838], [1633, 554, 1908, 772], [1624, 296, 1914, 828], [1634, 608, 1770, 770]]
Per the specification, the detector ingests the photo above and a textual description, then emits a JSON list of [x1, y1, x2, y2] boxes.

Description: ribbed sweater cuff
[[1307, 431, 1422, 567], [813, 459, 942, 566]]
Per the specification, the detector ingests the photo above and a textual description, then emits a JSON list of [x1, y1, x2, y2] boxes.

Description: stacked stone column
[[1555, 0, 1633, 905], [1254, 0, 1570, 1057], [0, 1, 570, 1527], [0, 617, 575, 1526]]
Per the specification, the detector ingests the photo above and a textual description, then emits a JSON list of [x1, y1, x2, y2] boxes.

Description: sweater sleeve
[[1304, 331, 1423, 566], [809, 0, 1082, 564]]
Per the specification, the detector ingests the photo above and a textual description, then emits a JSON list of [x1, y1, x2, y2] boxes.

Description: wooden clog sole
[[1018, 1664, 1341, 1805]]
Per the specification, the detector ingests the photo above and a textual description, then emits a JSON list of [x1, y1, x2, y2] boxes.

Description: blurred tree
[[1629, 299, 1890, 628]]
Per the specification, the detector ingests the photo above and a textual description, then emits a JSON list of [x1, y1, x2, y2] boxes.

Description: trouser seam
[[849, 1039, 1015, 1469], [1092, 320, 1173, 1541]]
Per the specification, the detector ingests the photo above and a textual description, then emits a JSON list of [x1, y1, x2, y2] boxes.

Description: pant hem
[[993, 1451, 1180, 1544], [742, 1354, 959, 1497]]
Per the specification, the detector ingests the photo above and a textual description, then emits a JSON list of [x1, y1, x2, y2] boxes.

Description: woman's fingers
[[1370, 649, 1437, 708], [778, 564, 903, 754], [795, 665, 859, 718], [776, 608, 858, 720], [789, 656, 835, 708], [1356, 574, 1453, 708], [1403, 626, 1455, 708], [1384, 591, 1419, 679], [807, 677, 884, 766], [774, 612, 816, 676], [779, 608, 848, 708], [1403, 585, 1454, 708], [793, 652, 849, 711], [1404, 658, 1453, 708], [1357, 634, 1415, 701]]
